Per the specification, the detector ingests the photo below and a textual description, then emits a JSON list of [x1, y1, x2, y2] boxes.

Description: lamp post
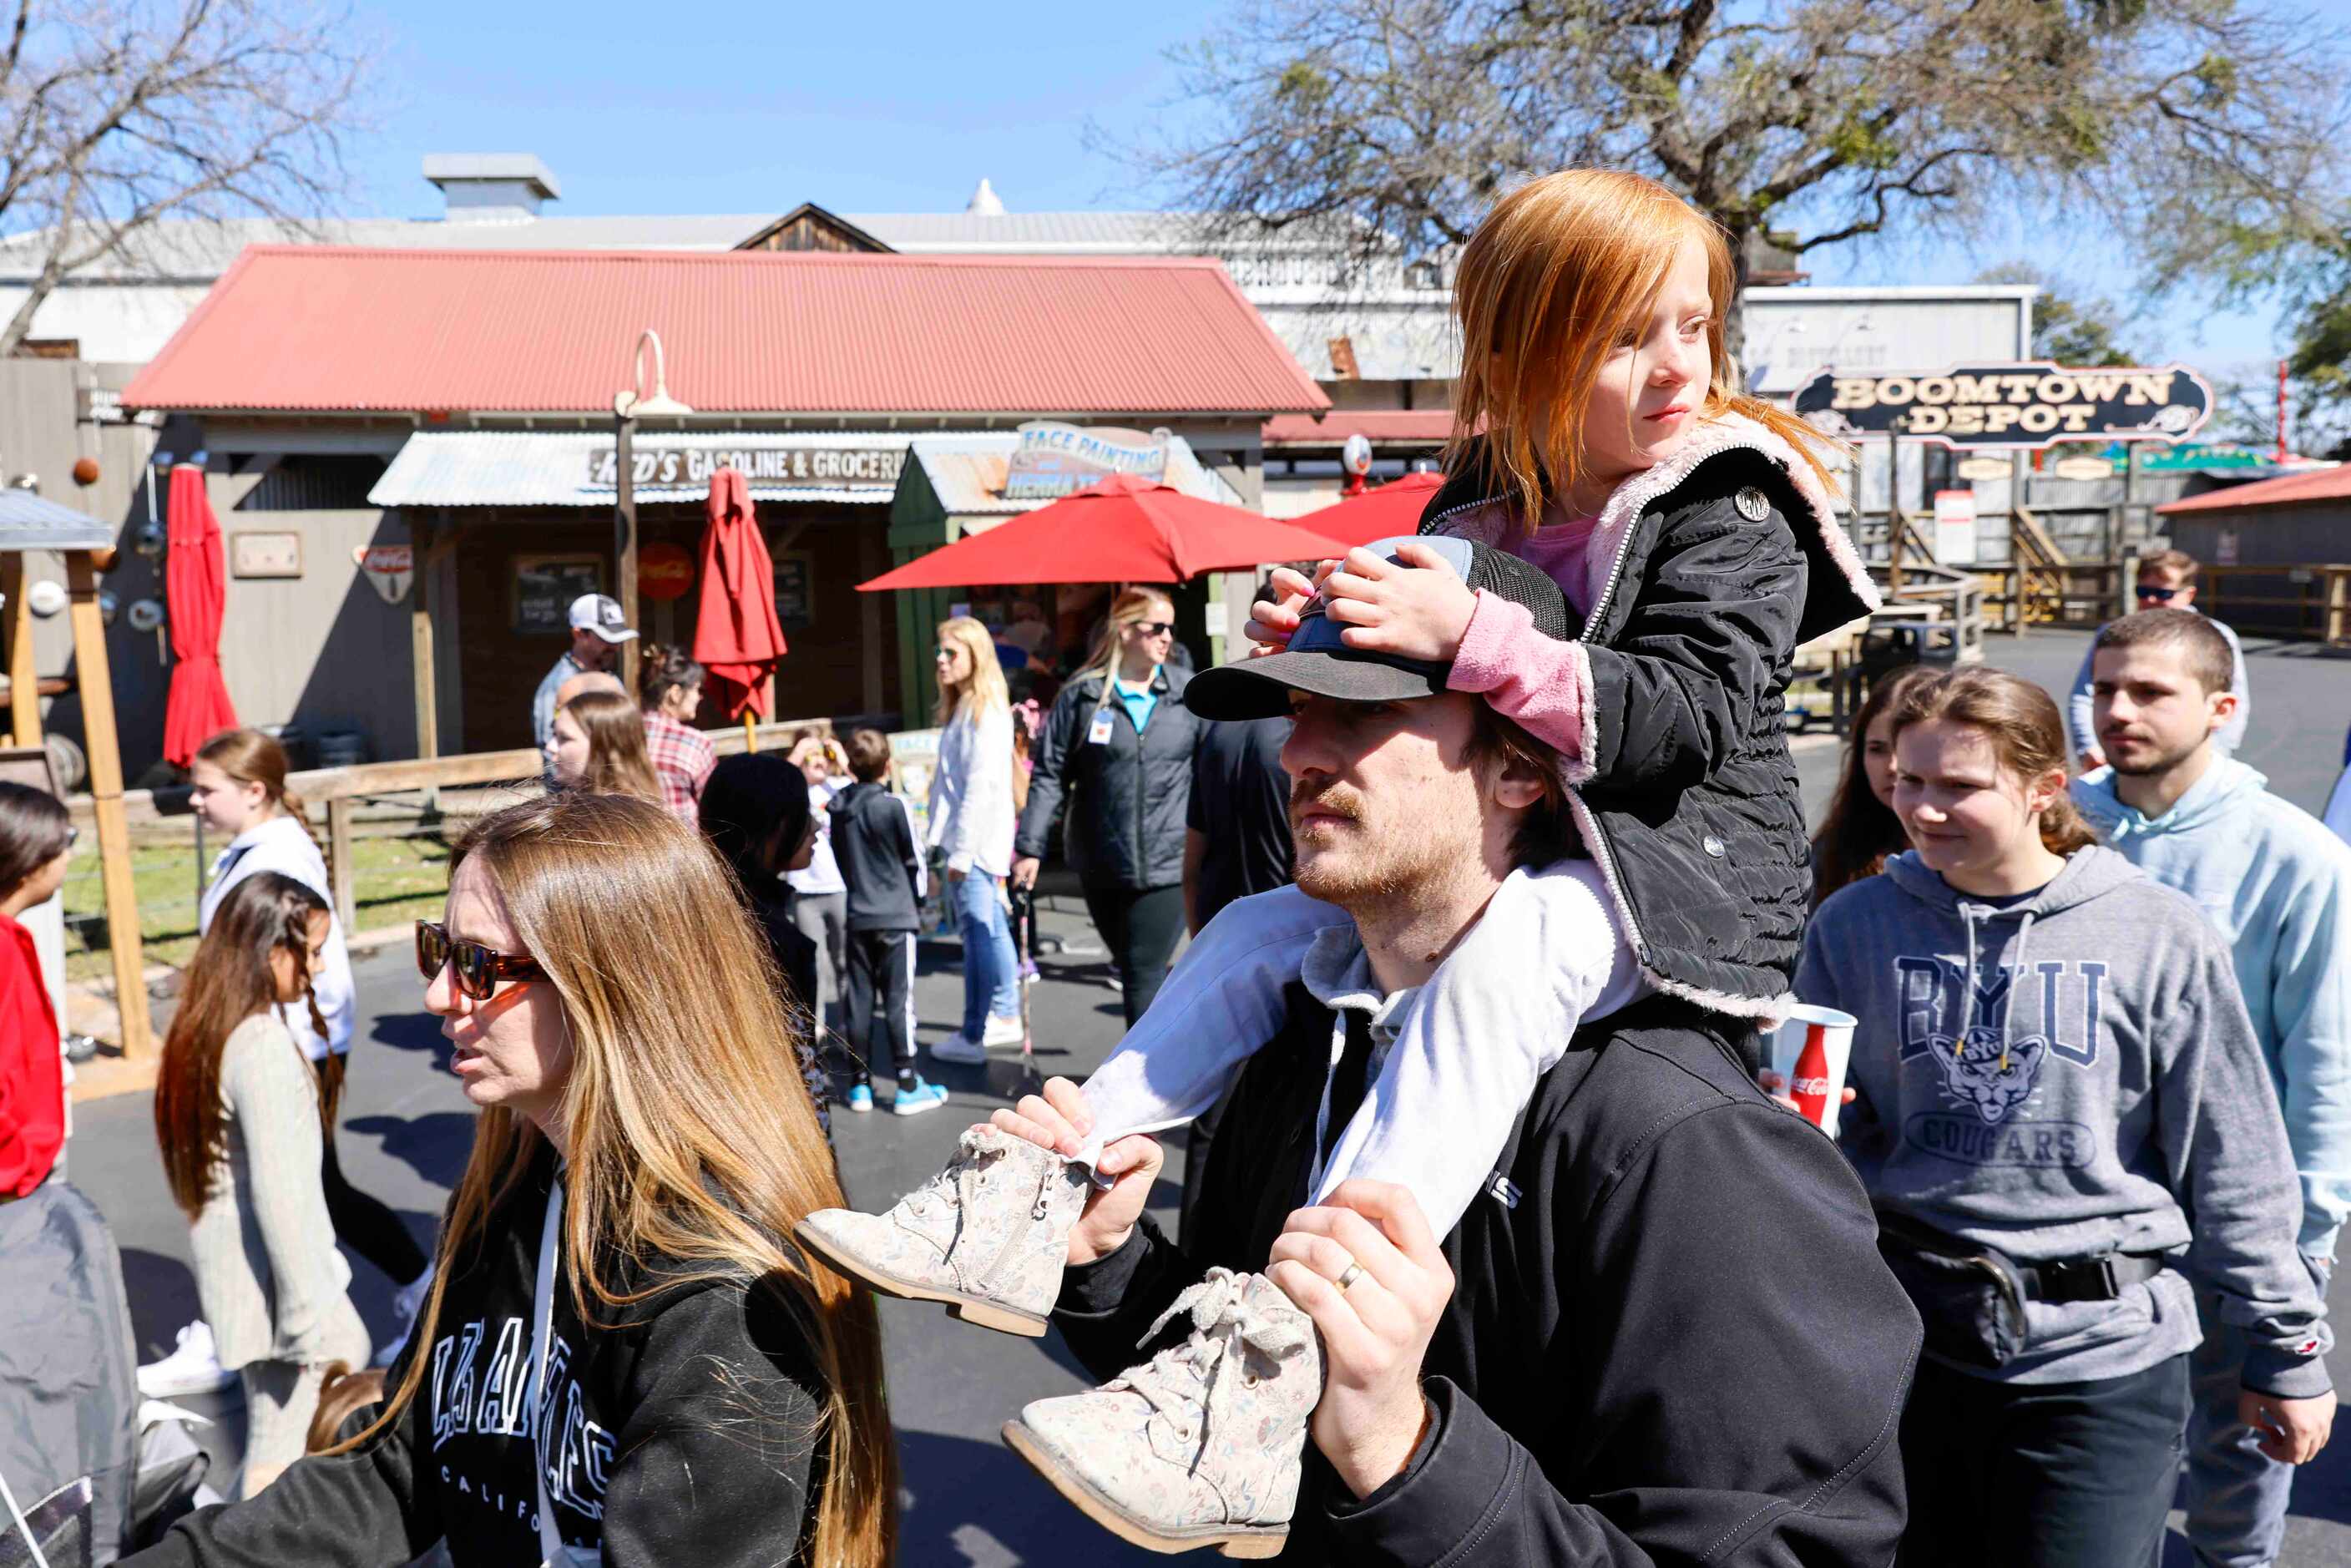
[[614, 328, 693, 692]]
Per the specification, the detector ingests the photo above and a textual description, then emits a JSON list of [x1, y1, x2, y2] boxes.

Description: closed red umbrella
[[161, 464, 237, 769], [691, 467, 788, 731], [1287, 471, 1446, 549], [857, 473, 1347, 591]]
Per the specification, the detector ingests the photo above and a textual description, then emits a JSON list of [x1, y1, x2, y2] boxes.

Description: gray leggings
[[791, 891, 848, 1017]]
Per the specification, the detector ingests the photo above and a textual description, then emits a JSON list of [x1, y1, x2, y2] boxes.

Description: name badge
[[1088, 711, 1115, 746]]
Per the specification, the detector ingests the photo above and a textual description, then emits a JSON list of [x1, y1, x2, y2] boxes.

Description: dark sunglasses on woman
[[1130, 621, 1176, 637], [416, 920, 547, 1000]]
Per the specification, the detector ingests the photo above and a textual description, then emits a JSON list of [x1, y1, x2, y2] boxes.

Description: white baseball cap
[[568, 593, 639, 644]]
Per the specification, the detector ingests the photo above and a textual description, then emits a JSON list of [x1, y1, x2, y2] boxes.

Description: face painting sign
[[1792, 362, 2212, 449]]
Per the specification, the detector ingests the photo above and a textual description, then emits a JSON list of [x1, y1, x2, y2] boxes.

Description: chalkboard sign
[[513, 555, 603, 636], [774, 553, 814, 631]]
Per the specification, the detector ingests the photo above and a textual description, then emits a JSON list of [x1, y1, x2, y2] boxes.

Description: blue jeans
[[2182, 1259, 2333, 1567], [950, 872, 1019, 1039]]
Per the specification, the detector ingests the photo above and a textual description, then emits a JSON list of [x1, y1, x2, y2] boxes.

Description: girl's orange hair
[[1448, 169, 1840, 534]]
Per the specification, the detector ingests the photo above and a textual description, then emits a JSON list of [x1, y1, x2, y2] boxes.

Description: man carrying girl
[[803, 166, 1905, 1555]]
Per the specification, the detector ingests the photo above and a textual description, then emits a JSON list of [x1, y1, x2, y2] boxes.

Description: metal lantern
[[126, 598, 164, 634], [132, 521, 166, 559]]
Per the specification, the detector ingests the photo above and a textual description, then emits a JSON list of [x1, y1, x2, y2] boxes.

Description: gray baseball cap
[[1184, 534, 1575, 721]]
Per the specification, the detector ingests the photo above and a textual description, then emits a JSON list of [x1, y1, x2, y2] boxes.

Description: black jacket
[[1061, 992, 1920, 1564], [831, 780, 923, 932], [129, 1146, 827, 1567], [1016, 665, 1202, 890], [1422, 417, 1878, 1009]]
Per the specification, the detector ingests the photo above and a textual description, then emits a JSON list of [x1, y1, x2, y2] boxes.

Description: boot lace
[[897, 1127, 1062, 1257], [1108, 1268, 1311, 1468]]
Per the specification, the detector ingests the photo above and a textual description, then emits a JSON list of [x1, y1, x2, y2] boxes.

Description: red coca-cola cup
[[1769, 1004, 1858, 1138]]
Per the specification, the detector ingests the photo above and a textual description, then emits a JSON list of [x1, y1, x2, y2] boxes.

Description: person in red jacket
[[0, 781, 71, 1196]]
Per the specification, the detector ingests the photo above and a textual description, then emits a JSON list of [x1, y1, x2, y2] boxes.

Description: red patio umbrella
[[1288, 471, 1447, 549], [161, 464, 237, 769], [857, 473, 1347, 591], [691, 467, 788, 746]]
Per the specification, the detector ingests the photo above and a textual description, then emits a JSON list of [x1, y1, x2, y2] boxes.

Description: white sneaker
[[137, 1321, 237, 1399], [982, 1014, 1026, 1049], [931, 1031, 988, 1065]]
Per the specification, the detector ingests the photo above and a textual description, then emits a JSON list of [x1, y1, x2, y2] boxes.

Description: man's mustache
[[1289, 781, 1363, 825]]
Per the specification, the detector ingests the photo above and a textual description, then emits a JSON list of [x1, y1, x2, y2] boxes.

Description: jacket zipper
[[1423, 488, 1658, 969]]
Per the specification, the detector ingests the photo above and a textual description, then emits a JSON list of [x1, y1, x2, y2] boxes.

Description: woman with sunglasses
[[1012, 588, 1205, 1025], [153, 872, 370, 1498], [128, 791, 897, 1567]]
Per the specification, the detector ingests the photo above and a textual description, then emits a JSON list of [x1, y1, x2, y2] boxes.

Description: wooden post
[[2, 554, 38, 747], [861, 524, 886, 716], [410, 515, 438, 765], [326, 795, 356, 933], [2326, 566, 2348, 649], [615, 412, 640, 693], [65, 551, 152, 1059]]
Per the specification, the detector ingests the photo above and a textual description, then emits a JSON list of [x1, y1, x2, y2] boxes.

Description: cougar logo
[[1929, 1024, 2049, 1125]]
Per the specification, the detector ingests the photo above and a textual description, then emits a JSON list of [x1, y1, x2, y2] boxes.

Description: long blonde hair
[[1081, 588, 1175, 688], [1448, 169, 1840, 534], [343, 793, 896, 1565], [933, 615, 1010, 725], [555, 689, 663, 805]]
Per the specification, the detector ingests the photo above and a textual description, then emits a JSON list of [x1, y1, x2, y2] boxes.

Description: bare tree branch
[[0, 0, 377, 357]]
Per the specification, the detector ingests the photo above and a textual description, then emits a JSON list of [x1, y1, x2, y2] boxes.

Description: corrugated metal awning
[[369, 431, 918, 508], [0, 491, 115, 550]]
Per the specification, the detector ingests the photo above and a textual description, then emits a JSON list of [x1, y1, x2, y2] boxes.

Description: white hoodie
[[197, 812, 354, 1060]]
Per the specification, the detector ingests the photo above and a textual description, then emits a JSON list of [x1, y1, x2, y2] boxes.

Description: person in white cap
[[532, 594, 639, 747]]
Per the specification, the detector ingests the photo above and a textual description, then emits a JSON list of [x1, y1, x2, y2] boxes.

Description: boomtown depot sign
[[1792, 362, 2212, 449]]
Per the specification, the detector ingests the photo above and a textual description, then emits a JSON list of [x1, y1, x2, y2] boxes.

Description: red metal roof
[[1262, 411, 1453, 448], [2157, 465, 2351, 515], [122, 246, 1327, 417]]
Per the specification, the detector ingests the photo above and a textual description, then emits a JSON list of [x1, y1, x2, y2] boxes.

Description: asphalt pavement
[[56, 628, 2351, 1565]]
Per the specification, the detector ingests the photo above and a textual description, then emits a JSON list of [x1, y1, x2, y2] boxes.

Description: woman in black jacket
[[1012, 588, 1203, 1024], [124, 792, 894, 1568]]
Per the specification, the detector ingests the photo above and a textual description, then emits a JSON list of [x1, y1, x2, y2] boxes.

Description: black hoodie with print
[[124, 1146, 830, 1568]]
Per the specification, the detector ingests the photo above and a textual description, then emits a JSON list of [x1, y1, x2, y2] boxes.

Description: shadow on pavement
[[119, 1245, 202, 1359], [369, 1008, 453, 1070], [342, 1111, 476, 1190], [892, 1427, 1163, 1566]]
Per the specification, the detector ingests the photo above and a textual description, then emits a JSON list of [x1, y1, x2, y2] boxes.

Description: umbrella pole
[[745, 712, 757, 753]]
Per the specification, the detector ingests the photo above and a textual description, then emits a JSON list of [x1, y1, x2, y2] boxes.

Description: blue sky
[[346, 0, 2302, 373]]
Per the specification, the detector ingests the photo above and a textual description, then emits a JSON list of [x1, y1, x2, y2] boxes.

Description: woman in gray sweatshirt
[[1797, 667, 2331, 1568]]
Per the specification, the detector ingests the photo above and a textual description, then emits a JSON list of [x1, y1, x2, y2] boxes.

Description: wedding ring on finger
[[1335, 1262, 1366, 1294]]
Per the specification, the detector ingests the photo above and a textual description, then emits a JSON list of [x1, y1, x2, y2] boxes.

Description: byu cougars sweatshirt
[[1797, 845, 2332, 1395]]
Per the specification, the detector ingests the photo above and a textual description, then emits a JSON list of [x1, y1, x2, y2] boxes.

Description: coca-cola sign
[[1792, 362, 2212, 450]]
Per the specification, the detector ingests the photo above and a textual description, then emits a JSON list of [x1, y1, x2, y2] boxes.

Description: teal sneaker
[[892, 1079, 948, 1117], [845, 1083, 874, 1114]]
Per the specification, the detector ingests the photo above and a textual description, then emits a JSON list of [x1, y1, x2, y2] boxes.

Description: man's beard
[[2106, 730, 2204, 779], [1289, 780, 1454, 909]]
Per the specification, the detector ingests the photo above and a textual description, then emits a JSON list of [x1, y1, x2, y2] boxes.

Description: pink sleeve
[[1446, 589, 1597, 782]]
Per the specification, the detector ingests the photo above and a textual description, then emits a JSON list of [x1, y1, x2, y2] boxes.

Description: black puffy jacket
[[1421, 413, 1878, 1009], [1059, 991, 1920, 1564], [1015, 665, 1202, 891]]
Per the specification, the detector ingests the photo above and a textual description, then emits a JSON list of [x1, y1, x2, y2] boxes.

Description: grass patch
[[59, 827, 457, 982]]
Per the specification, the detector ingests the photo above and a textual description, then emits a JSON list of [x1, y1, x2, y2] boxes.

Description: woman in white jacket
[[928, 618, 1021, 1064], [141, 731, 428, 1399]]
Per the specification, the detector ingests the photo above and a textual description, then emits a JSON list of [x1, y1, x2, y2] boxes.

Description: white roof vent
[[423, 154, 560, 222], [966, 177, 1006, 217]]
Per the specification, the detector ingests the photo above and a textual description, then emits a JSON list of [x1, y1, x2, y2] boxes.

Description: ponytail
[[195, 729, 316, 847]]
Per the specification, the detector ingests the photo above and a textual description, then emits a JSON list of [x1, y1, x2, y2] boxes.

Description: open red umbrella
[[161, 464, 237, 769], [1287, 471, 1447, 549], [691, 467, 788, 740], [857, 473, 1347, 591]]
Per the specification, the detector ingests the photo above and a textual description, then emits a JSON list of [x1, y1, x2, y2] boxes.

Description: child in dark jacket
[[801, 169, 1883, 1555], [830, 729, 944, 1117]]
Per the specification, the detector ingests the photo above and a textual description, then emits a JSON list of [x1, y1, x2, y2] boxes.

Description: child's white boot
[[1004, 1267, 1316, 1558], [795, 1125, 1090, 1337]]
